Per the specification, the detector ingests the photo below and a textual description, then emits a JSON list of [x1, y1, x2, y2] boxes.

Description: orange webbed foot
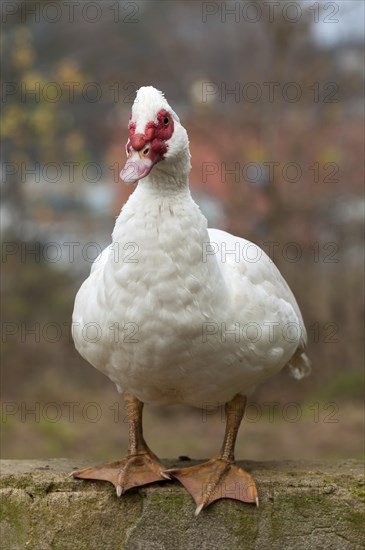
[[166, 457, 258, 515], [72, 453, 171, 496]]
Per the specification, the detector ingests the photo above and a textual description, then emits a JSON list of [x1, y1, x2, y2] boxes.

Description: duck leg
[[166, 394, 258, 515], [72, 392, 170, 495]]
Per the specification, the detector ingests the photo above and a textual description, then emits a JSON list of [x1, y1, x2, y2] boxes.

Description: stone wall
[[1, 459, 364, 550]]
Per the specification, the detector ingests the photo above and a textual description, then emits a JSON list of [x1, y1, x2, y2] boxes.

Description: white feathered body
[[72, 183, 308, 407]]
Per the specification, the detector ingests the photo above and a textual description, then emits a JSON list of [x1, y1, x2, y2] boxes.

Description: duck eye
[[164, 117, 169, 126]]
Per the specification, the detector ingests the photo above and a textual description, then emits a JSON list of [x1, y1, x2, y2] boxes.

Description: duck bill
[[120, 150, 154, 184]]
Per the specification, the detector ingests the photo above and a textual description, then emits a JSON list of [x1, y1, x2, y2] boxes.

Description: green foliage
[[315, 371, 365, 401]]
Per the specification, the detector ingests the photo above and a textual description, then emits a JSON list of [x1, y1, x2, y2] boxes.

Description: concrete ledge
[[1, 459, 364, 550]]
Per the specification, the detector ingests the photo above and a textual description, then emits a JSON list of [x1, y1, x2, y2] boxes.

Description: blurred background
[[1, 0, 364, 462]]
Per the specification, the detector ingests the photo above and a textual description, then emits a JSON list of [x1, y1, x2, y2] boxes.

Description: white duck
[[72, 86, 310, 514]]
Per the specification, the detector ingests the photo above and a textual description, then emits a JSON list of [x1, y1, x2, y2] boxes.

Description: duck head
[[120, 86, 190, 184]]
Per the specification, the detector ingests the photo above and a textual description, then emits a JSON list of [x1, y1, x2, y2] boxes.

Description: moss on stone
[[0, 490, 30, 550], [350, 479, 365, 503]]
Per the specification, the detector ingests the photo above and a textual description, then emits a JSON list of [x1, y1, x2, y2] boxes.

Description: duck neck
[[137, 149, 191, 195], [112, 160, 230, 313]]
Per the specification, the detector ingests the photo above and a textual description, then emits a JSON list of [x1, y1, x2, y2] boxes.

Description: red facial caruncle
[[121, 109, 174, 184]]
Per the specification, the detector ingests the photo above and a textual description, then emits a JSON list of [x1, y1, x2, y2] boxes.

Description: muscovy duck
[[72, 86, 310, 514]]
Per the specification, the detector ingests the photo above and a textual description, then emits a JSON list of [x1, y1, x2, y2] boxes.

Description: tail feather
[[286, 348, 311, 380]]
